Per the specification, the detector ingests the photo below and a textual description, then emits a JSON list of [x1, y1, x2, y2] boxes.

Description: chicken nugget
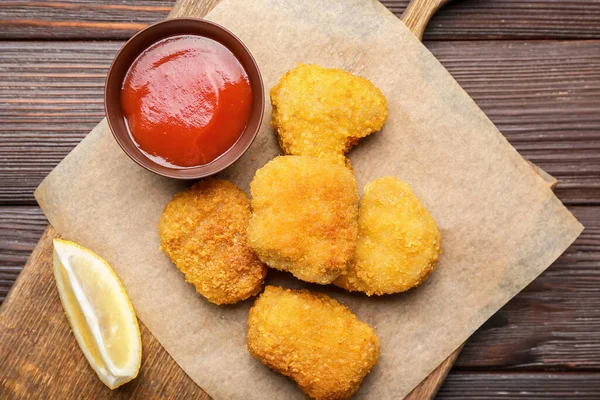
[[159, 179, 267, 305], [248, 156, 358, 284], [248, 286, 379, 400], [335, 177, 441, 295], [270, 63, 388, 167]]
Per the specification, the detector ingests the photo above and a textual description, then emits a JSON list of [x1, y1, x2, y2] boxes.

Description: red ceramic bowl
[[104, 18, 264, 179]]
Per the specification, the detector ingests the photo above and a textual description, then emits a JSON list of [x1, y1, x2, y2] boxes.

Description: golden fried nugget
[[248, 286, 379, 400], [159, 179, 267, 305], [270, 63, 388, 167], [248, 156, 358, 284], [335, 177, 441, 295]]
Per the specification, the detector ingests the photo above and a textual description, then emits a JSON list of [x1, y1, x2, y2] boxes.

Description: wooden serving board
[[0, 0, 556, 398]]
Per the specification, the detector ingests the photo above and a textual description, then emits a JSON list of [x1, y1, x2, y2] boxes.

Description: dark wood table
[[1, 1, 599, 398]]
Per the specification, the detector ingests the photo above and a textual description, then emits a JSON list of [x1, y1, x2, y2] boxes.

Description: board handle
[[168, 0, 221, 19], [401, 0, 449, 41]]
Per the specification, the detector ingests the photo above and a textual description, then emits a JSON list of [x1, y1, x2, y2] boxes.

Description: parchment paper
[[35, 0, 583, 398]]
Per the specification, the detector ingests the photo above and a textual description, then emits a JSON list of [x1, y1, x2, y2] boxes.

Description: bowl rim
[[104, 18, 265, 180]]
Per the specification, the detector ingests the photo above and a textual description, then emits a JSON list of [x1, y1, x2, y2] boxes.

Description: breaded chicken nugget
[[335, 177, 441, 295], [159, 179, 267, 305], [248, 286, 379, 400], [270, 63, 388, 167], [248, 156, 358, 284]]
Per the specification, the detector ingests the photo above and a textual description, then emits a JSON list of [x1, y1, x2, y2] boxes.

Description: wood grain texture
[[437, 372, 600, 399], [389, 0, 600, 40], [456, 206, 600, 370], [425, 40, 600, 205], [167, 0, 220, 19], [0, 226, 211, 399], [405, 344, 464, 400], [0, 207, 46, 302], [401, 0, 449, 40], [0, 0, 173, 39], [1, 0, 600, 40], [1, 40, 597, 205]]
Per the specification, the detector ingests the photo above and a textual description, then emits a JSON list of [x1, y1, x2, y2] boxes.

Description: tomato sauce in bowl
[[120, 34, 252, 168]]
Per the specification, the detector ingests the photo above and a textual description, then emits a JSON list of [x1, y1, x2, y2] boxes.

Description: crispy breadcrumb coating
[[158, 179, 267, 305], [247, 286, 380, 400], [270, 63, 388, 167], [335, 177, 441, 295], [248, 156, 358, 284]]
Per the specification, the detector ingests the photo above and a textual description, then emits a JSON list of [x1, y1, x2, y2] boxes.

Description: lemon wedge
[[53, 239, 142, 389]]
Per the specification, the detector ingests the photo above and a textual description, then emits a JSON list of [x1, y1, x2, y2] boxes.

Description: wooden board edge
[[0, 226, 53, 314], [405, 345, 465, 399]]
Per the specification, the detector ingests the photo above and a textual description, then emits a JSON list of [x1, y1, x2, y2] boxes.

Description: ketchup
[[121, 35, 252, 168]]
